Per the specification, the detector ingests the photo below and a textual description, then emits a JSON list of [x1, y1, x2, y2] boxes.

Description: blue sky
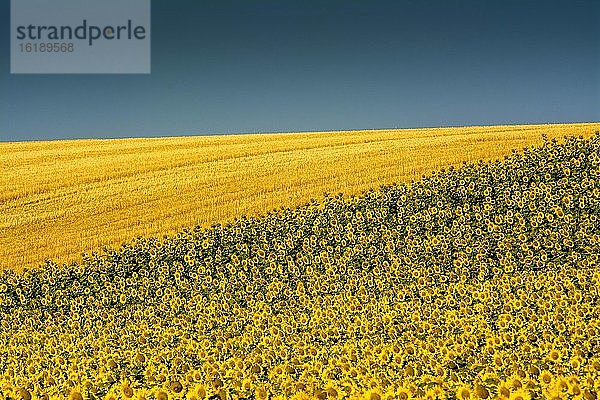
[[1, 0, 599, 141]]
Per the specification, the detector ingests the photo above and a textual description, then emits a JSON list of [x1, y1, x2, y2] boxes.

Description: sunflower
[[17, 388, 32, 400], [188, 383, 207, 399], [363, 388, 383, 400], [68, 389, 84, 400], [154, 390, 168, 400], [456, 385, 473, 400], [539, 371, 553, 386], [496, 384, 511, 400], [474, 384, 490, 399], [255, 386, 269, 400], [169, 381, 184, 395], [547, 349, 561, 363], [323, 382, 341, 399], [422, 388, 440, 400], [569, 383, 582, 397], [395, 386, 412, 400], [509, 376, 523, 390]]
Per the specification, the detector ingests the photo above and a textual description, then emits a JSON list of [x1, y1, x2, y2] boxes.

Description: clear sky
[[1, 0, 599, 141]]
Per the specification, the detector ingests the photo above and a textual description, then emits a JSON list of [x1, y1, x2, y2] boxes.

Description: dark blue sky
[[1, 0, 599, 141]]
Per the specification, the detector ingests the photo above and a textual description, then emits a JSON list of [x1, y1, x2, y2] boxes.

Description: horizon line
[[2, 120, 599, 145]]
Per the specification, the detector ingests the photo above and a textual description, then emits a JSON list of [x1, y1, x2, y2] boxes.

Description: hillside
[[1, 122, 599, 271], [0, 133, 599, 399]]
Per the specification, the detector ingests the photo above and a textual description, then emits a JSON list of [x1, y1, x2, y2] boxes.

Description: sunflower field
[[1, 133, 600, 400]]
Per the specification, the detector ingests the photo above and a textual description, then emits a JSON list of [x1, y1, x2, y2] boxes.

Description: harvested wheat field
[[1, 123, 599, 271]]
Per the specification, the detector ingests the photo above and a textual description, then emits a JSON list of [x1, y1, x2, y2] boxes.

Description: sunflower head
[[364, 388, 382, 400], [69, 390, 84, 400], [456, 385, 472, 400], [539, 371, 553, 386], [474, 384, 489, 399], [255, 386, 269, 400], [496, 384, 510, 399], [18, 388, 31, 400], [155, 390, 168, 400], [396, 386, 412, 400]]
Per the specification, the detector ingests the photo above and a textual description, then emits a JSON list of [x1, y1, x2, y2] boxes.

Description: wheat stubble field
[[1, 123, 599, 271]]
